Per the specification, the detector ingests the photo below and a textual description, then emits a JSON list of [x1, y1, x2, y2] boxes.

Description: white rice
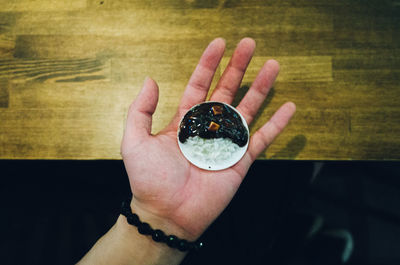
[[182, 136, 240, 165]]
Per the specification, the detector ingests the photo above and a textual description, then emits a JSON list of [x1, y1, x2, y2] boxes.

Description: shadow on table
[[271, 134, 307, 159]]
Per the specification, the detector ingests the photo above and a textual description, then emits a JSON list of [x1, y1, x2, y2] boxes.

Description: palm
[[121, 38, 296, 239], [123, 127, 245, 236]]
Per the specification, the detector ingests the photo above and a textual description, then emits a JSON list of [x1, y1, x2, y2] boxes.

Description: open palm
[[121, 38, 296, 241]]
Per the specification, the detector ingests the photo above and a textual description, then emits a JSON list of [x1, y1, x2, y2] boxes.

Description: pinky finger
[[247, 102, 296, 161]]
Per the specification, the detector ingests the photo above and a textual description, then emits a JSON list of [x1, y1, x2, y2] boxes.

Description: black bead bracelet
[[120, 198, 203, 252]]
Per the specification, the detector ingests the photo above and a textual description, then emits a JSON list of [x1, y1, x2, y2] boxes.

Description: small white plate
[[177, 102, 249, 171]]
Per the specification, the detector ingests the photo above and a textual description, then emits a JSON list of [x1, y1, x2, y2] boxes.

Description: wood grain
[[0, 0, 399, 160], [0, 58, 108, 83], [0, 79, 8, 108], [221, 56, 333, 83], [0, 0, 86, 12]]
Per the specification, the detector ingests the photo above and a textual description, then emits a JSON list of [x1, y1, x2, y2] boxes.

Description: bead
[[121, 198, 203, 251], [194, 241, 203, 250], [177, 239, 189, 252], [138, 222, 152, 235], [152, 229, 165, 242], [127, 214, 140, 226], [166, 235, 178, 248]]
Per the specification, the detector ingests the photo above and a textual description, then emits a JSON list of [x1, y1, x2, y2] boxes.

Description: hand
[[121, 38, 296, 241]]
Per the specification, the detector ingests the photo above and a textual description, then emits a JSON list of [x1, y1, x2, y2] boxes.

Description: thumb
[[125, 77, 159, 139]]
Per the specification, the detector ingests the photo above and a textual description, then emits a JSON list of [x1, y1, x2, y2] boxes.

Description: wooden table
[[0, 0, 399, 160]]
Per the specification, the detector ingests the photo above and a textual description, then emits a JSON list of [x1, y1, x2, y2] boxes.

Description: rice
[[182, 136, 240, 165]]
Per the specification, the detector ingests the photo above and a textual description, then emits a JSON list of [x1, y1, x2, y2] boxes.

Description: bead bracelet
[[120, 198, 203, 252]]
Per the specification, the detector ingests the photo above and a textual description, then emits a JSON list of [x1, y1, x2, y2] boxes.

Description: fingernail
[[240, 37, 255, 46], [208, 37, 225, 48]]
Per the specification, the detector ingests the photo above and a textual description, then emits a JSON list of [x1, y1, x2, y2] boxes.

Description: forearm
[[77, 215, 187, 265]]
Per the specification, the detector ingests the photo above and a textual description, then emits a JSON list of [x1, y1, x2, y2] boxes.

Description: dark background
[[1, 160, 399, 265]]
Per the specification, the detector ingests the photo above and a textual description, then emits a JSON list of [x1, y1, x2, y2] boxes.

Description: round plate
[[177, 101, 249, 171]]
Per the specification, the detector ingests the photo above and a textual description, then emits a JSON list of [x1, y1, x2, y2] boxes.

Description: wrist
[[77, 214, 187, 265], [130, 198, 200, 242], [115, 214, 187, 264]]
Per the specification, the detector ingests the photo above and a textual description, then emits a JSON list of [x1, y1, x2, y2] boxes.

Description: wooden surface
[[0, 0, 399, 160]]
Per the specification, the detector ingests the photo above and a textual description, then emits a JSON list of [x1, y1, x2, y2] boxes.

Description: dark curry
[[178, 102, 248, 147]]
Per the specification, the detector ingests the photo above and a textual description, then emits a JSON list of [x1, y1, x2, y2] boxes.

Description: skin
[[78, 37, 296, 265]]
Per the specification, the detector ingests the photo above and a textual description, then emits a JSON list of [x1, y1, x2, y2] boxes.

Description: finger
[[179, 38, 226, 112], [236, 59, 280, 124], [209, 37, 256, 104], [125, 77, 159, 139], [247, 102, 296, 161]]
